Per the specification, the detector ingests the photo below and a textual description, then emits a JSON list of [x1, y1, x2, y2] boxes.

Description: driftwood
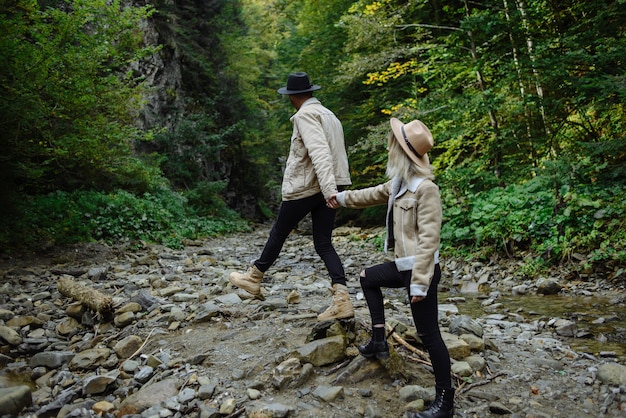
[[385, 323, 431, 362], [57, 276, 113, 314]]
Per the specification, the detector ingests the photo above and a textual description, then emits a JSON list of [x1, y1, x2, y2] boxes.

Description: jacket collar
[[291, 97, 321, 121]]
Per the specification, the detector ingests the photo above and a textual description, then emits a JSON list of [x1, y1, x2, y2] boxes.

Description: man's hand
[[326, 194, 339, 209]]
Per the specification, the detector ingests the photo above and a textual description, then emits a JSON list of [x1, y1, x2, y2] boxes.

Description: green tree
[[0, 0, 159, 203]]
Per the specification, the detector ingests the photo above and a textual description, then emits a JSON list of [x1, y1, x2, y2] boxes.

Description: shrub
[[0, 187, 250, 253]]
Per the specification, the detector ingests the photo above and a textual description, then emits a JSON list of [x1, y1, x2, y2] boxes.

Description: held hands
[[326, 193, 339, 209], [411, 295, 425, 303]]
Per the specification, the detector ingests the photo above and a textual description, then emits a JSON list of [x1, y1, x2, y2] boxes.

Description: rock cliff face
[[129, 0, 185, 131], [126, 0, 266, 218], [132, 15, 185, 131]]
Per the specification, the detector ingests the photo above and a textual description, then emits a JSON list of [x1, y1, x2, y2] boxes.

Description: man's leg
[[230, 196, 311, 297], [255, 195, 316, 272], [310, 193, 345, 284]]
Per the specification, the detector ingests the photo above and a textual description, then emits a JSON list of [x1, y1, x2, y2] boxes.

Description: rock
[[0, 325, 23, 345], [247, 402, 294, 418], [194, 302, 221, 322], [0, 385, 32, 416], [442, 332, 471, 360], [247, 388, 262, 400], [82, 370, 119, 395], [6, 315, 44, 328], [292, 335, 346, 367], [114, 311, 135, 327], [489, 401, 514, 414], [449, 315, 484, 337], [398, 385, 431, 402], [68, 347, 111, 371], [451, 361, 473, 377], [334, 355, 388, 384], [114, 335, 143, 359], [597, 362, 626, 386], [56, 317, 80, 335], [459, 333, 485, 351], [552, 318, 577, 337], [92, 400, 115, 414], [536, 278, 562, 295], [312, 385, 344, 402], [272, 357, 302, 390], [219, 398, 237, 414], [120, 378, 180, 412], [30, 351, 75, 368]]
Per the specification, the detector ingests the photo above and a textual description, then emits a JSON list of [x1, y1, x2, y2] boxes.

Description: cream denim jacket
[[281, 98, 351, 201], [336, 176, 441, 297]]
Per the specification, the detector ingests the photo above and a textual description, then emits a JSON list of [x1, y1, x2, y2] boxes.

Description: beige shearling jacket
[[336, 176, 441, 297], [281, 98, 351, 201]]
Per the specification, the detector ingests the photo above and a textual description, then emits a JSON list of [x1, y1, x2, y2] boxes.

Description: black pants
[[254, 192, 346, 285], [361, 262, 452, 389]]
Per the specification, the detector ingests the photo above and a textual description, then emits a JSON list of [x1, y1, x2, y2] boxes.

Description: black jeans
[[254, 192, 346, 285], [361, 262, 452, 389]]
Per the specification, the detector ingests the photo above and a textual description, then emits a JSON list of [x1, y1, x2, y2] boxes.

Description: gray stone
[[292, 335, 346, 367], [0, 325, 22, 345], [451, 360, 473, 377], [597, 362, 626, 386], [312, 385, 344, 402], [114, 311, 135, 327], [449, 315, 484, 337], [68, 347, 110, 371], [536, 278, 562, 295], [194, 302, 221, 322], [82, 370, 119, 395], [0, 385, 32, 416], [114, 335, 143, 359], [30, 351, 75, 368], [120, 377, 180, 412], [134, 365, 155, 383]]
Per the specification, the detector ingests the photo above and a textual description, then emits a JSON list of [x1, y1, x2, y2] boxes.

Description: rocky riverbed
[[0, 224, 625, 418]]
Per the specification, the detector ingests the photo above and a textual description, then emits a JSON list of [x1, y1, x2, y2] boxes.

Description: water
[[442, 291, 626, 361]]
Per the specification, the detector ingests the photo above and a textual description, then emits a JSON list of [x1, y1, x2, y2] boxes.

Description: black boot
[[406, 387, 454, 418], [358, 338, 390, 359]]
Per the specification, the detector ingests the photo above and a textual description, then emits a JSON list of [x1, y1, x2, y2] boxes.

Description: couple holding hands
[[229, 72, 454, 418]]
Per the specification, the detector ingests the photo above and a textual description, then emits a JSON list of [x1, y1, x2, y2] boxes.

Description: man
[[229, 72, 354, 321]]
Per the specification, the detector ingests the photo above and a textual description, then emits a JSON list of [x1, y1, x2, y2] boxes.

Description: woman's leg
[[360, 262, 406, 325], [358, 262, 406, 358], [408, 264, 452, 389]]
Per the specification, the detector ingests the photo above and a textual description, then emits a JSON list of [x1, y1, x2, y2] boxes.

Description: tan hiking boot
[[229, 265, 264, 297], [317, 283, 355, 321]]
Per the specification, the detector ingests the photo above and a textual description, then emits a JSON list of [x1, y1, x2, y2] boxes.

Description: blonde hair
[[386, 131, 434, 181]]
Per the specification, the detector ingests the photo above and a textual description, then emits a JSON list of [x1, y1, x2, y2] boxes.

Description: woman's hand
[[411, 295, 425, 303]]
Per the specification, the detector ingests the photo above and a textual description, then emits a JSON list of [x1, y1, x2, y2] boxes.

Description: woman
[[327, 118, 454, 418]]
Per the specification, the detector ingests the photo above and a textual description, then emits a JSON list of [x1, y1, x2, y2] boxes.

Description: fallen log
[[57, 276, 113, 314]]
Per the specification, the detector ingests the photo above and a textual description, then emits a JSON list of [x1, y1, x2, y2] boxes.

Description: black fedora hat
[[277, 72, 321, 95]]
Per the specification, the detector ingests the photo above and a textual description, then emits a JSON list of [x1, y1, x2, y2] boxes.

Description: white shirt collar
[[396, 176, 425, 197]]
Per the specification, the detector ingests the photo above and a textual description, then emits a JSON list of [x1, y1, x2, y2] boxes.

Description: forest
[[1, 0, 625, 278]]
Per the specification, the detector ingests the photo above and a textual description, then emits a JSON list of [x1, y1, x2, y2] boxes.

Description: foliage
[[0, 0, 161, 198], [153, 112, 233, 189], [440, 172, 626, 266], [0, 187, 250, 253], [2, 0, 625, 272]]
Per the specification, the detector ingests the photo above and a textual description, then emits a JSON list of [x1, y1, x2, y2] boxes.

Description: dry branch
[[57, 276, 113, 314], [385, 324, 431, 362]]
